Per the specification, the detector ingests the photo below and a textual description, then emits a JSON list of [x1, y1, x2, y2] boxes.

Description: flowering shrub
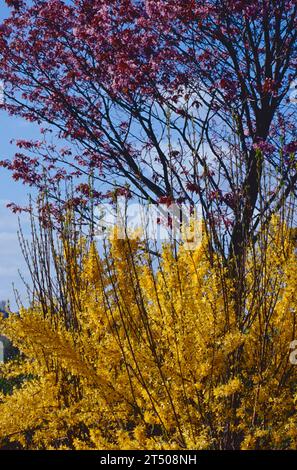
[[0, 218, 296, 449]]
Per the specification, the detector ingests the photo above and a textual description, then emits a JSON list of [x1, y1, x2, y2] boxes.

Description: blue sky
[[0, 112, 39, 308], [0, 3, 38, 307]]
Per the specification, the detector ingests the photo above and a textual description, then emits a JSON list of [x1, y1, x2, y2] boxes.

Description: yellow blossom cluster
[[0, 219, 296, 449]]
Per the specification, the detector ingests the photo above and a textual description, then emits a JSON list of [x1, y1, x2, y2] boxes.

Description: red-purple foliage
[[0, 1, 296, 255]]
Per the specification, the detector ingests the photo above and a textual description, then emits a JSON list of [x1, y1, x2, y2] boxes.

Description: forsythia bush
[[0, 220, 296, 450]]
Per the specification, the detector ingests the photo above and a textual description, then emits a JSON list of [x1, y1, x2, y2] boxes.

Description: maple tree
[[0, 1, 296, 263]]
